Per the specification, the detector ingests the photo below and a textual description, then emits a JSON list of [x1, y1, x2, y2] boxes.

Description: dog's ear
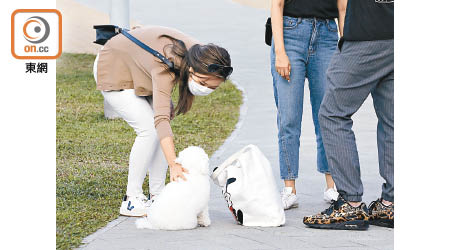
[[177, 146, 210, 175]]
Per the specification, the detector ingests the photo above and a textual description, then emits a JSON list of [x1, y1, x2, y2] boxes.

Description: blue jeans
[[270, 16, 338, 179]]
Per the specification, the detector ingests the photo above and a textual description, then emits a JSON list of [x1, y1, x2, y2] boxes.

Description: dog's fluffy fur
[[136, 146, 211, 230]]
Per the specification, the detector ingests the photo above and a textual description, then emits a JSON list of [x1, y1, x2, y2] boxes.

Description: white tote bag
[[211, 144, 285, 227]]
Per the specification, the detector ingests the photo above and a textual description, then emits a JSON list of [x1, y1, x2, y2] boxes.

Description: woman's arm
[[271, 0, 291, 82], [337, 0, 348, 37], [160, 136, 188, 182], [151, 67, 188, 182]]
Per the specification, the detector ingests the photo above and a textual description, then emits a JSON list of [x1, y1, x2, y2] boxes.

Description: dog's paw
[[197, 222, 210, 227], [198, 217, 211, 227]]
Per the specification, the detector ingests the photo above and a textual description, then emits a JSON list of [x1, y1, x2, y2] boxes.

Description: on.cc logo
[[23, 16, 50, 44], [11, 9, 62, 59]]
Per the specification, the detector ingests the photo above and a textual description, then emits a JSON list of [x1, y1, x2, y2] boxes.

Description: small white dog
[[136, 146, 211, 230]]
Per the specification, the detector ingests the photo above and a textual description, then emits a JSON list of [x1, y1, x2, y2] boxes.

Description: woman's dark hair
[[159, 35, 231, 115]]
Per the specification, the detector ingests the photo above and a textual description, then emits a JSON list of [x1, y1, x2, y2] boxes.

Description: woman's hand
[[169, 163, 189, 182], [272, 0, 290, 82], [275, 52, 291, 82]]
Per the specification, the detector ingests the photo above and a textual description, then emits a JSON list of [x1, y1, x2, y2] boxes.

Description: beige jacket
[[96, 26, 200, 140]]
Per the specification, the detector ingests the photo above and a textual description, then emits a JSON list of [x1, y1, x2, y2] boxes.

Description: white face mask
[[188, 79, 214, 96]]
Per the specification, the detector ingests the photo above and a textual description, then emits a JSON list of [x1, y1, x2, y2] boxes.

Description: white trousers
[[94, 54, 167, 197]]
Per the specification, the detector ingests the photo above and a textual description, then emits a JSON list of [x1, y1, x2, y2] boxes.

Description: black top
[[283, 0, 338, 19], [343, 0, 394, 41]]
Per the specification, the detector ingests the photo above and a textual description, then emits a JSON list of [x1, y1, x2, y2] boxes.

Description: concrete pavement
[[72, 0, 394, 249], [57, 0, 139, 54]]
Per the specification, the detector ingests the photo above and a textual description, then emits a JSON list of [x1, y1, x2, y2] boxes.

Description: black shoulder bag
[[265, 18, 272, 46], [93, 25, 174, 69]]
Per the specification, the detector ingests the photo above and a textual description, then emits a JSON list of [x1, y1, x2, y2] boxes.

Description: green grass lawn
[[56, 53, 242, 250]]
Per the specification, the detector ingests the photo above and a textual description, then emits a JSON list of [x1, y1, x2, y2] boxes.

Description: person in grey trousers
[[303, 0, 394, 230]]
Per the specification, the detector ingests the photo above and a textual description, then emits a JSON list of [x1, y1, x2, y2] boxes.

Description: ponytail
[[159, 35, 194, 115]]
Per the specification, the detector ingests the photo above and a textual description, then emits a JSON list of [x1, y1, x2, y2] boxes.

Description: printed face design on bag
[[222, 177, 243, 225]]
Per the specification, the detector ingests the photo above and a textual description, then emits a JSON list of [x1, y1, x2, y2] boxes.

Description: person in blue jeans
[[270, 0, 346, 209]]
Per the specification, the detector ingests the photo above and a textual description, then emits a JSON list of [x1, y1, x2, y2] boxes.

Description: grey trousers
[[319, 39, 394, 202]]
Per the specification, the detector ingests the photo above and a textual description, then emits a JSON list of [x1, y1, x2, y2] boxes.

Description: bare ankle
[[284, 180, 296, 194], [381, 199, 393, 206], [348, 201, 361, 208], [324, 173, 335, 190]]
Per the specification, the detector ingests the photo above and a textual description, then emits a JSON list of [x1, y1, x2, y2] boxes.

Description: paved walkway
[[57, 0, 139, 54], [73, 0, 393, 249]]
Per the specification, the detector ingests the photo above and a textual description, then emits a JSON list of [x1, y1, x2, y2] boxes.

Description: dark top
[[283, 0, 338, 19], [343, 0, 394, 41]]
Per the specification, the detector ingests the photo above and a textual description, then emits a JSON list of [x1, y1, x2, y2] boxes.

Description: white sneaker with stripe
[[119, 194, 152, 217]]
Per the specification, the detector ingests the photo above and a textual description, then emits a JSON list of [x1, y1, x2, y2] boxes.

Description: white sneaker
[[281, 187, 298, 210], [323, 187, 339, 203], [119, 194, 152, 217]]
